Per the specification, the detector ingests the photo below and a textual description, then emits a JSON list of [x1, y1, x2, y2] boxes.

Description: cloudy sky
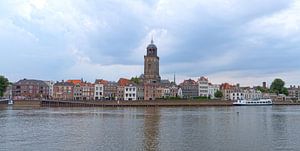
[[1, 0, 300, 86]]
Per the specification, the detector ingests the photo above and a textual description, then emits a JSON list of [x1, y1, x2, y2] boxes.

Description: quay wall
[[9, 100, 300, 108]]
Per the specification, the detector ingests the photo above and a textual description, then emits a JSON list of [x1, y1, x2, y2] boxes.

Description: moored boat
[[233, 99, 272, 106]]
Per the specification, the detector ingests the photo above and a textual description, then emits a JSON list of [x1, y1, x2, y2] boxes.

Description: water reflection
[[143, 107, 160, 151], [271, 107, 291, 150], [2, 106, 300, 151]]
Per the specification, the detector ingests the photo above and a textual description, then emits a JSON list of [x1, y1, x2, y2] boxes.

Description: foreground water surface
[[1, 106, 300, 151]]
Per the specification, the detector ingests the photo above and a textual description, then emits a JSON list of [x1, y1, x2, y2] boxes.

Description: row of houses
[[10, 76, 296, 101], [11, 78, 182, 101]]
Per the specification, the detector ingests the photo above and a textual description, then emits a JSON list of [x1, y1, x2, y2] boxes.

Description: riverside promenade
[[7, 100, 300, 108]]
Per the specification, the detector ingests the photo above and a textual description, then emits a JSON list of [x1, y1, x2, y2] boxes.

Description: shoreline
[[4, 100, 300, 108]]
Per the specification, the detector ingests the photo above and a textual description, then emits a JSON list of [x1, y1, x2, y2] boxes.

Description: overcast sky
[[1, 0, 300, 86]]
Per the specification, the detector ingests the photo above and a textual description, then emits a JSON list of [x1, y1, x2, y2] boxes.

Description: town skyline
[[1, 0, 300, 86]]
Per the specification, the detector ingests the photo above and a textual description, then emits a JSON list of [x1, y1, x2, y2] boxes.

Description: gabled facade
[[179, 79, 198, 99], [53, 81, 74, 100], [104, 81, 118, 100], [198, 76, 209, 97]]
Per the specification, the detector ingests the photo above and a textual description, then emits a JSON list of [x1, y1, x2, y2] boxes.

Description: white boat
[[233, 99, 272, 106], [8, 99, 14, 105], [0, 99, 14, 105]]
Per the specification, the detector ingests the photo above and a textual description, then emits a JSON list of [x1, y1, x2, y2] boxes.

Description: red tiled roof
[[118, 78, 130, 86], [67, 80, 82, 85], [95, 79, 108, 85], [220, 83, 234, 90]]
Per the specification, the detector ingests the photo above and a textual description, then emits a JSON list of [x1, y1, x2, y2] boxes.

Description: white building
[[3, 84, 12, 99], [208, 84, 220, 99], [243, 89, 262, 100], [177, 88, 183, 98], [198, 76, 209, 97], [230, 92, 244, 100], [94, 84, 104, 100], [45, 81, 55, 98], [124, 84, 137, 101]]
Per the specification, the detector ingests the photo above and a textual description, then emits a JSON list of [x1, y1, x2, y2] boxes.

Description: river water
[[1, 106, 300, 151]]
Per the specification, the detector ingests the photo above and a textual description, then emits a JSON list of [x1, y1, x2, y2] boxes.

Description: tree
[[0, 75, 9, 97], [256, 86, 269, 93], [130, 76, 140, 84], [270, 78, 288, 95], [214, 90, 223, 98]]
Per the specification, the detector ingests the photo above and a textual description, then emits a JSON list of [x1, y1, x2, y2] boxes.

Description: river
[[1, 106, 300, 151]]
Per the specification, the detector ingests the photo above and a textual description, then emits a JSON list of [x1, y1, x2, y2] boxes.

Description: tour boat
[[233, 99, 272, 106]]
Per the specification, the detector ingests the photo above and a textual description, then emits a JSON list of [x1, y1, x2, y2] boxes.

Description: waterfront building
[[53, 81, 74, 100], [230, 91, 244, 101], [68, 79, 94, 101], [177, 88, 183, 98], [94, 83, 104, 100], [208, 83, 220, 99], [12, 79, 49, 100], [220, 83, 234, 100], [243, 88, 262, 100], [137, 84, 144, 100], [124, 84, 137, 101], [104, 81, 118, 100], [179, 79, 198, 99], [44, 81, 55, 99], [198, 76, 209, 97], [144, 39, 161, 100], [288, 85, 300, 100], [81, 82, 94, 100], [116, 78, 130, 101], [3, 84, 12, 99], [68, 80, 83, 101], [94, 79, 107, 100]]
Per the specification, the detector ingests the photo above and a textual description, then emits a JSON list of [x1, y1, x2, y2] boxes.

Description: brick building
[[13, 79, 49, 100], [53, 81, 74, 100]]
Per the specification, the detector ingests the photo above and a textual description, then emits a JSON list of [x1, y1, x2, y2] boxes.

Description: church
[[143, 39, 161, 100]]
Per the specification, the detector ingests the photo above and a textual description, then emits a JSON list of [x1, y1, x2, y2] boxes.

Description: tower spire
[[151, 36, 154, 44], [174, 73, 176, 84]]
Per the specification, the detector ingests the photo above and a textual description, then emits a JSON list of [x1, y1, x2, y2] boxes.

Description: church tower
[[144, 38, 161, 84], [144, 38, 161, 100]]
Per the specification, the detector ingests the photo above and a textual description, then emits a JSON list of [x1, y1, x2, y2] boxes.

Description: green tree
[[130, 76, 140, 84], [214, 90, 223, 98], [270, 78, 288, 95], [256, 86, 269, 93], [0, 75, 9, 97]]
